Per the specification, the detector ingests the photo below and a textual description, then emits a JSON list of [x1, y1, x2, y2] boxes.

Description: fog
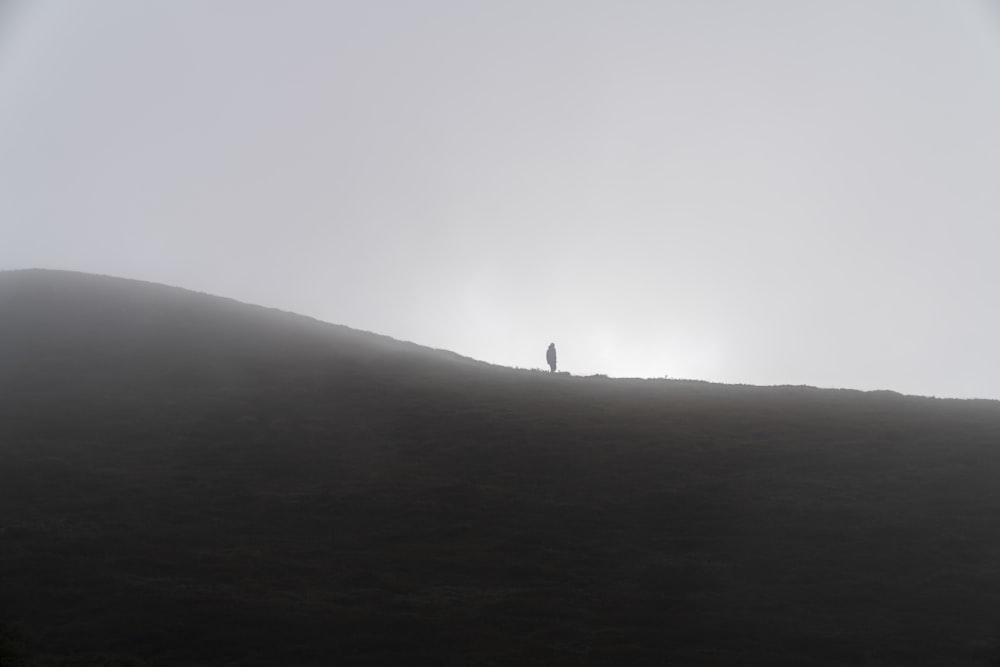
[[2, 1, 1000, 398]]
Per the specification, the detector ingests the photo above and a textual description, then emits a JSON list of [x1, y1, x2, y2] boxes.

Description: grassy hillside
[[3, 269, 1000, 666]]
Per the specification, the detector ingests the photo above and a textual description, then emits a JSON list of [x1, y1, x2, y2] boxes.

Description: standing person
[[546, 343, 557, 373]]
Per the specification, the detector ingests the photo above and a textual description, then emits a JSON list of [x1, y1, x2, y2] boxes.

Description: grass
[[4, 270, 1000, 665]]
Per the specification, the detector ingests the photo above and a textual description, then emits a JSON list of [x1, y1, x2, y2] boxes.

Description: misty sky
[[3, 1, 1000, 399]]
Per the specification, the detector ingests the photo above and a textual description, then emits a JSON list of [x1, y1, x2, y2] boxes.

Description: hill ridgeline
[[3, 268, 1000, 666]]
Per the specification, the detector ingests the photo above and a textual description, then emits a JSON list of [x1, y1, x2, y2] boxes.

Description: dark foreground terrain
[[3, 270, 1000, 666]]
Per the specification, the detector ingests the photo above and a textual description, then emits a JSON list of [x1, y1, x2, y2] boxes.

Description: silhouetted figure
[[546, 343, 557, 373]]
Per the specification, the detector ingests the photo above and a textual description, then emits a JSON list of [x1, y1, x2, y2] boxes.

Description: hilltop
[[3, 269, 1000, 666]]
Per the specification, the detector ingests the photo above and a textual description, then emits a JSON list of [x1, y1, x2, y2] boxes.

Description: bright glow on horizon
[[3, 1, 1000, 400]]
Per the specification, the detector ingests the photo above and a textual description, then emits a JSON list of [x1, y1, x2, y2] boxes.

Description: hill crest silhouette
[[4, 268, 1000, 665]]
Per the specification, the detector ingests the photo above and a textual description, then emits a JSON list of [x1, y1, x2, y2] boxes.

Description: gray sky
[[3, 1, 1000, 399]]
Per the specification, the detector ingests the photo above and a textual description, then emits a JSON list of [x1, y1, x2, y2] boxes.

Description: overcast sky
[[3, 1, 1000, 399]]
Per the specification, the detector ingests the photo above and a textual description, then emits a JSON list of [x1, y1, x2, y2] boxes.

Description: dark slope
[[3, 270, 1000, 666], [0, 269, 479, 391]]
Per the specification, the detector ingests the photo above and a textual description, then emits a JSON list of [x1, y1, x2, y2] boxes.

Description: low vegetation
[[3, 270, 1000, 665]]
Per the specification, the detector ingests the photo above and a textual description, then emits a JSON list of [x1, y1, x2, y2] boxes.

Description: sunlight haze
[[3, 1, 1000, 398]]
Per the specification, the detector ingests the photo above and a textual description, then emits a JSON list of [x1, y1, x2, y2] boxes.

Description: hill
[[3, 269, 1000, 666]]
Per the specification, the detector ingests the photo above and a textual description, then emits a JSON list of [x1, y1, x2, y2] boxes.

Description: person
[[546, 343, 557, 373]]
